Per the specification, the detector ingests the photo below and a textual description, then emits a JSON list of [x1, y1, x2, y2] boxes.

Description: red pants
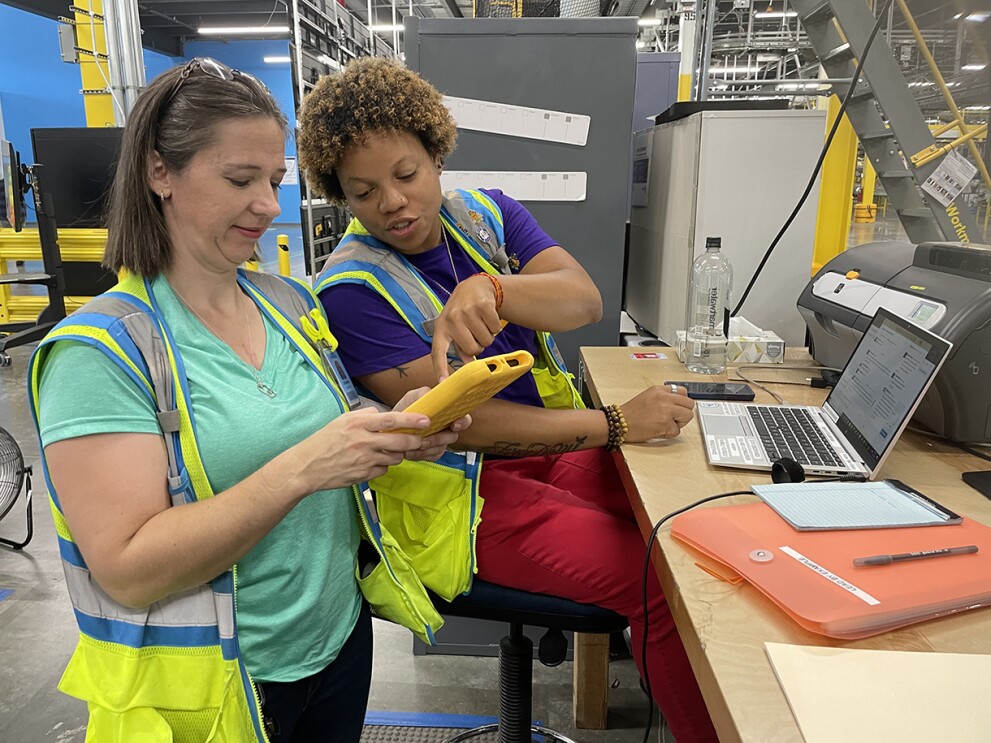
[[477, 448, 718, 743]]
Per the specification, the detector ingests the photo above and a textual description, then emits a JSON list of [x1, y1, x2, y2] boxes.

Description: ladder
[[791, 0, 980, 245]]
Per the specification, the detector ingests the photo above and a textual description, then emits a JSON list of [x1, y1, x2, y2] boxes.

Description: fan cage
[[0, 427, 26, 522]]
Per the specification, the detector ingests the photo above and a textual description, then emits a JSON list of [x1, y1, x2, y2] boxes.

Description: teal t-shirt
[[37, 275, 362, 683]]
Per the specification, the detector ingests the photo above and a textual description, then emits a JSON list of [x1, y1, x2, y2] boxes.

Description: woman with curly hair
[[298, 57, 717, 743]]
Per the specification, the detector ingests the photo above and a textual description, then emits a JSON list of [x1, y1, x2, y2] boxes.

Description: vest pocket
[[355, 530, 444, 644], [370, 459, 480, 601], [59, 634, 259, 742]]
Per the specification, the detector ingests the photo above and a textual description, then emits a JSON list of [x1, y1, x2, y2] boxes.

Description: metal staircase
[[791, 0, 981, 245]]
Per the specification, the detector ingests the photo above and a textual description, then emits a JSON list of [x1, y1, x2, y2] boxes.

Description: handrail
[[895, 0, 991, 192]]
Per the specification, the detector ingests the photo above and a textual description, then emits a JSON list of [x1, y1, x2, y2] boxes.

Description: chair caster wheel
[[0, 352, 10, 367]]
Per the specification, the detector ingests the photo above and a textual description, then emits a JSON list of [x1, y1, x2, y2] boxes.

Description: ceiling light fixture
[[263, 55, 291, 64], [638, 18, 663, 26], [962, 63, 987, 71], [198, 25, 290, 35], [709, 65, 762, 74], [369, 24, 403, 32], [966, 11, 990, 22], [754, 10, 798, 18]]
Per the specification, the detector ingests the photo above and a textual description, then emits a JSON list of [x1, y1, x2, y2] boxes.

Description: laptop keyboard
[[746, 406, 843, 468]]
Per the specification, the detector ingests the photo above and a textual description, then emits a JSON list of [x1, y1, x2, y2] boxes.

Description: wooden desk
[[579, 346, 991, 743]]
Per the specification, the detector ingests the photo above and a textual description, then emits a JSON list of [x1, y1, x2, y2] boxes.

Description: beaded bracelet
[[473, 272, 504, 310], [601, 404, 629, 452]]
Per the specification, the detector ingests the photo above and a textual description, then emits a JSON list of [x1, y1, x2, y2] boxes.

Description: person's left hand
[[393, 386, 471, 460], [430, 275, 502, 381]]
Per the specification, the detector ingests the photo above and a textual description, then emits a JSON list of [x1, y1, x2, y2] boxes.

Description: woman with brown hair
[[30, 57, 464, 742]]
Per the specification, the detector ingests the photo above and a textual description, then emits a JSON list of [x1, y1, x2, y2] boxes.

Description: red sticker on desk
[[629, 352, 667, 360]]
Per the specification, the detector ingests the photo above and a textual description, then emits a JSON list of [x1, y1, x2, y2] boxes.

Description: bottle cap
[[705, 236, 722, 249]]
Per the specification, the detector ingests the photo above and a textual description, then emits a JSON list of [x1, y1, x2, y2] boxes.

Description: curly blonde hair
[[297, 57, 458, 203]]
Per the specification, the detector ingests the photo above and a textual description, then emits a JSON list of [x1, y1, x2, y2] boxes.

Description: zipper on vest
[[232, 563, 270, 743]]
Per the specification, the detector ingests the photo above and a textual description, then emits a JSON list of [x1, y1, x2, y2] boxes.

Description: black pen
[[852, 545, 979, 567]]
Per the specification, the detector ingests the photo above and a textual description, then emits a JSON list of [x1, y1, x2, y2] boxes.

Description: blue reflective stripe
[[76, 609, 221, 648], [237, 659, 267, 739], [319, 261, 433, 344], [58, 535, 88, 569]]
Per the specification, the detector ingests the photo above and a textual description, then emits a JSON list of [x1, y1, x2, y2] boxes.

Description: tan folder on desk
[[672, 502, 991, 638], [765, 643, 991, 743]]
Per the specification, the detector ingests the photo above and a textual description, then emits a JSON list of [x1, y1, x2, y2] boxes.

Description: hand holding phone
[[664, 381, 755, 401], [390, 350, 534, 435]]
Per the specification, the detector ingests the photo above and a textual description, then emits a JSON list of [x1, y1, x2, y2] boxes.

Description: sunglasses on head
[[165, 57, 257, 106]]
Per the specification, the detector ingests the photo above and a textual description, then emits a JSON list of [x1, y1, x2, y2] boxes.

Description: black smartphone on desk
[[664, 381, 756, 401]]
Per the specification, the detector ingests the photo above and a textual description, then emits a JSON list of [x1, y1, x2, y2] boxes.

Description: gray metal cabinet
[[406, 17, 639, 371]]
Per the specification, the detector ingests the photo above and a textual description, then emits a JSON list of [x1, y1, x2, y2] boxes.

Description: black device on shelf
[[1, 139, 28, 232], [0, 128, 122, 366]]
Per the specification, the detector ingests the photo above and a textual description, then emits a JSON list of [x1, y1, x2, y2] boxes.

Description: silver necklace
[[422, 223, 461, 299], [172, 285, 278, 398]]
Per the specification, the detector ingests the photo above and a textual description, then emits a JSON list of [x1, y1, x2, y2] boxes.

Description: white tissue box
[[676, 318, 786, 365]]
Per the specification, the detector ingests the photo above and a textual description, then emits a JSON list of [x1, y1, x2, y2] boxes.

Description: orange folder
[[672, 502, 991, 639]]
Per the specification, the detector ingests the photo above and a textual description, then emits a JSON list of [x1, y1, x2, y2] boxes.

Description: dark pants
[[257, 601, 373, 743]]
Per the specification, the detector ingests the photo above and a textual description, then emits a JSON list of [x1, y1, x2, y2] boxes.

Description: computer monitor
[[0, 139, 27, 232], [30, 127, 123, 228]]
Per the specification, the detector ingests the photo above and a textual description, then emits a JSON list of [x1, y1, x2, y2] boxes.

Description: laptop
[[697, 308, 953, 480]]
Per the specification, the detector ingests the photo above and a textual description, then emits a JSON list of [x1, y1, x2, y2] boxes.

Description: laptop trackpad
[[706, 416, 749, 437]]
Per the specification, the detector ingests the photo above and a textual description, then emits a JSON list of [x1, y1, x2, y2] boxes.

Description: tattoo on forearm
[[481, 436, 589, 457], [395, 365, 409, 378]]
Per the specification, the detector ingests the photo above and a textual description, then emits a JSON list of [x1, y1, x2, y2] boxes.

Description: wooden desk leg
[[573, 632, 610, 730]]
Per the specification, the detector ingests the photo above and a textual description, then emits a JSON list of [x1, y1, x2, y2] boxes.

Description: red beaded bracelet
[[473, 272, 504, 310]]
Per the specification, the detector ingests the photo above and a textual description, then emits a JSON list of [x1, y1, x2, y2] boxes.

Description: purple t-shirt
[[320, 190, 557, 407]]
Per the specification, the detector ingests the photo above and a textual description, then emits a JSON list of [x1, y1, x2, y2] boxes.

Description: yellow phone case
[[392, 350, 535, 435]]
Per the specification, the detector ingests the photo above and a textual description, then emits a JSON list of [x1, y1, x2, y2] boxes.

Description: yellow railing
[[0, 228, 107, 324]]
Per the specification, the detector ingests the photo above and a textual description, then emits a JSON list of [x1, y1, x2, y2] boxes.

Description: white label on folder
[[779, 546, 881, 606]]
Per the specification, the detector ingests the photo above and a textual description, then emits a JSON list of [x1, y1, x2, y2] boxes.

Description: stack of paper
[[765, 643, 991, 742]]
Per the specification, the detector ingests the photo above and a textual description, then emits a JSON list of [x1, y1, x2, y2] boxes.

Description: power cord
[[731, 0, 895, 318], [732, 363, 843, 404], [638, 490, 752, 743]]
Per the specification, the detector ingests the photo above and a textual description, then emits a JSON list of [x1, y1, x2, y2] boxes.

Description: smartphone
[[390, 350, 535, 435], [663, 381, 755, 401]]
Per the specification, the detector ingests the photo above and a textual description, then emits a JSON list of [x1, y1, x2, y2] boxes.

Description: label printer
[[797, 241, 991, 443]]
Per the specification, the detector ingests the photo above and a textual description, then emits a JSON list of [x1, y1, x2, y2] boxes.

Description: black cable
[[732, 0, 895, 318], [639, 490, 752, 743]]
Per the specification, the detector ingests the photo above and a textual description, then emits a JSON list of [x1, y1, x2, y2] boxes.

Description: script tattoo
[[481, 436, 589, 457]]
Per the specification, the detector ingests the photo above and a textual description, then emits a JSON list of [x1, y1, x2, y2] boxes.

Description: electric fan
[[0, 426, 33, 550]]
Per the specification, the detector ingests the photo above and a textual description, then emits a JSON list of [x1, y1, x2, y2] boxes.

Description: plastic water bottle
[[686, 237, 733, 374]]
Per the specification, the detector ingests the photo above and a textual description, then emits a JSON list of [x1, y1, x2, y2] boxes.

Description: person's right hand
[[288, 408, 440, 493], [620, 384, 696, 442]]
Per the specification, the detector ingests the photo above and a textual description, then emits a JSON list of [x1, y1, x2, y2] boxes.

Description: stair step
[[878, 170, 915, 179], [821, 43, 853, 65], [801, 1, 834, 25], [896, 208, 935, 219], [860, 128, 895, 142], [0, 272, 51, 285]]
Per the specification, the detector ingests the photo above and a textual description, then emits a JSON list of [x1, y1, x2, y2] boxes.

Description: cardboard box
[[676, 329, 786, 365]]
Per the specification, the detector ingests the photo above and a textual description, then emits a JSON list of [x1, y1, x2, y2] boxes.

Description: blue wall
[[0, 7, 299, 225]]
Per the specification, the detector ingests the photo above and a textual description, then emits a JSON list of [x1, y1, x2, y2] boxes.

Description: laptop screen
[[823, 308, 952, 473]]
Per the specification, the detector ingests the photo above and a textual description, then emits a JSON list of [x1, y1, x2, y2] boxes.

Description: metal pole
[[100, 1, 126, 125], [116, 0, 146, 114], [697, 0, 718, 100]]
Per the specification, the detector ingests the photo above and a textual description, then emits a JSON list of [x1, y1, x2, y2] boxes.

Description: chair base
[[441, 722, 579, 743]]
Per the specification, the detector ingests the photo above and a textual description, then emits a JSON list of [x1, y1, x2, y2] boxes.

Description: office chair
[[431, 580, 628, 743]]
